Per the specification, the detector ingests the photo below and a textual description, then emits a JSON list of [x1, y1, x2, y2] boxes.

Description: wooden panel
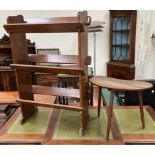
[[107, 62, 135, 80], [32, 85, 80, 98], [7, 15, 36, 121], [17, 99, 83, 111], [11, 64, 84, 75], [4, 16, 84, 33], [28, 54, 78, 64]]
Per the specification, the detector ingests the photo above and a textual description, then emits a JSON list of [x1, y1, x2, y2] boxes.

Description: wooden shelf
[[4, 17, 85, 33], [11, 64, 84, 75]]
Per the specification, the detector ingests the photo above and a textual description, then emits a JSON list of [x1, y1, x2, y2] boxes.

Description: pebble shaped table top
[[90, 76, 153, 91]]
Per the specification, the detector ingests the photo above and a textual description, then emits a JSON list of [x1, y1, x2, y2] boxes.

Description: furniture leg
[[58, 96, 62, 104], [106, 90, 114, 140], [89, 83, 94, 106], [62, 97, 66, 105], [138, 91, 145, 128], [98, 86, 102, 117]]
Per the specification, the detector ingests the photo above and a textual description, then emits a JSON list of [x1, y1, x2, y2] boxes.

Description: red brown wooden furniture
[[0, 35, 36, 91], [107, 10, 137, 80], [0, 91, 19, 129], [4, 11, 91, 136], [0, 91, 18, 104], [56, 56, 92, 105], [89, 76, 153, 140]]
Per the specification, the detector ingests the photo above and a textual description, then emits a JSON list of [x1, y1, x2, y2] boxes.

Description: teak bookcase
[[4, 11, 91, 136]]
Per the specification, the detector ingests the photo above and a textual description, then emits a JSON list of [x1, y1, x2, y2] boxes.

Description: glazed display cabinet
[[107, 10, 137, 80]]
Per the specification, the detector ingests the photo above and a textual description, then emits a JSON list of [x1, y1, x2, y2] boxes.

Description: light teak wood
[[90, 76, 153, 140], [90, 76, 153, 91]]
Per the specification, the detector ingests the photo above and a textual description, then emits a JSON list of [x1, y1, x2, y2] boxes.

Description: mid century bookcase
[[4, 11, 91, 135]]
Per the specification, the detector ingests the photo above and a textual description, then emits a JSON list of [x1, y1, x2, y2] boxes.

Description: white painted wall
[[135, 10, 155, 79], [0, 10, 109, 75], [1, 10, 155, 79]]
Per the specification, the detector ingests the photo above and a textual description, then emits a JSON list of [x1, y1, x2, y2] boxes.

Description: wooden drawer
[[107, 62, 135, 80]]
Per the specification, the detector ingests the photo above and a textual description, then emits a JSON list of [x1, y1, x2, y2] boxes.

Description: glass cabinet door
[[107, 10, 137, 80], [112, 16, 131, 62]]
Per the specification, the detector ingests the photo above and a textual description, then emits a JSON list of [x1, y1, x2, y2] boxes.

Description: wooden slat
[[45, 140, 123, 145], [0, 133, 43, 144], [11, 64, 84, 75], [4, 22, 84, 33], [43, 109, 60, 143], [32, 85, 80, 98], [28, 54, 78, 64], [17, 99, 83, 111]]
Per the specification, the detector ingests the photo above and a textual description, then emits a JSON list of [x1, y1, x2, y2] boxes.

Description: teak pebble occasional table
[[90, 76, 153, 140]]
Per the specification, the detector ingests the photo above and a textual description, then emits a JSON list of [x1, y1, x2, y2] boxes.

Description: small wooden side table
[[89, 76, 153, 140]]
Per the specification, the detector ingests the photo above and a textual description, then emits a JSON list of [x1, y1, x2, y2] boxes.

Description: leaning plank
[[11, 64, 84, 75], [17, 99, 83, 111], [32, 85, 80, 98]]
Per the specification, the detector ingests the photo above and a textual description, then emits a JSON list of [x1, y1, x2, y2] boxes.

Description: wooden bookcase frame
[[4, 11, 91, 136]]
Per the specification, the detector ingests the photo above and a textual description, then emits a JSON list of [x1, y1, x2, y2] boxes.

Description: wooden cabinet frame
[[107, 10, 137, 80]]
